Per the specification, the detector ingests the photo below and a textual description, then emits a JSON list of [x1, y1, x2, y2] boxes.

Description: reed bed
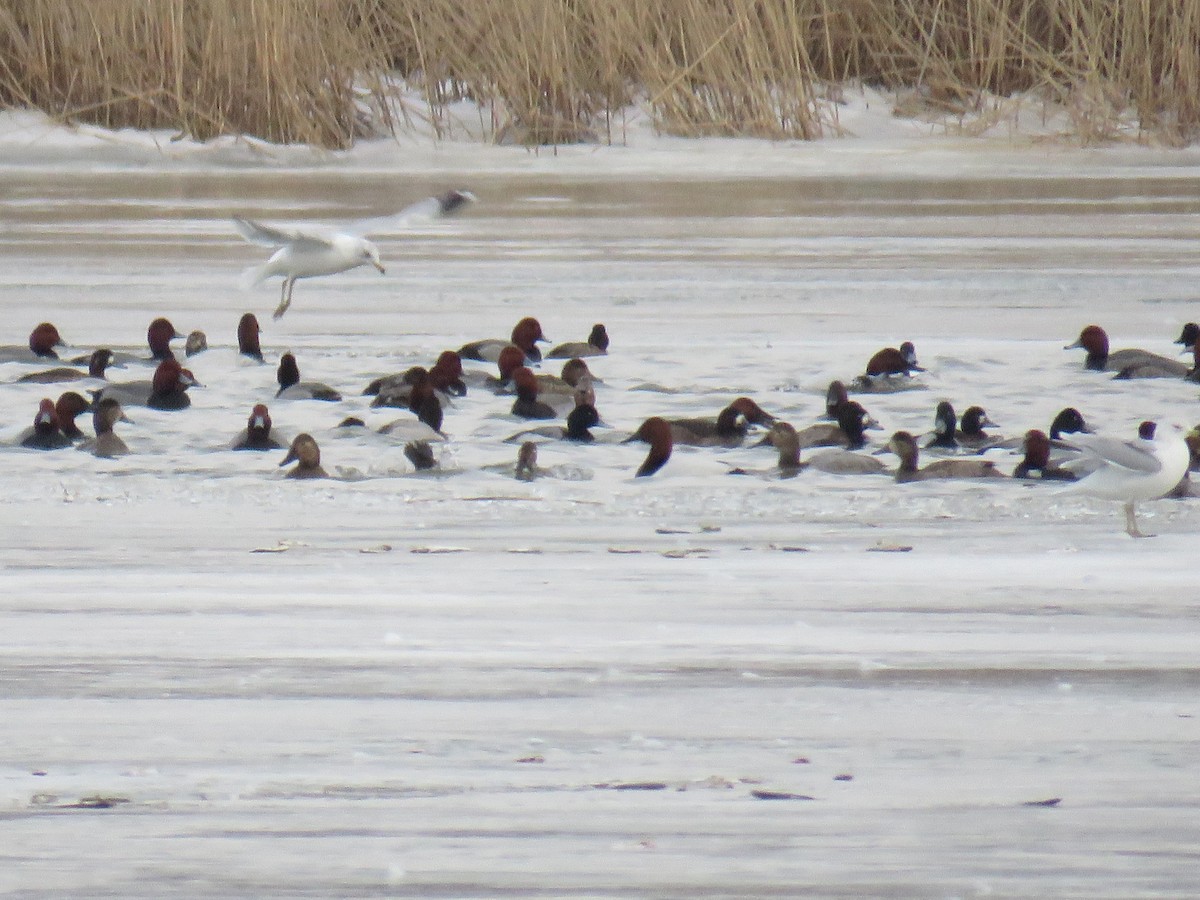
[[2, 0, 1199, 148]]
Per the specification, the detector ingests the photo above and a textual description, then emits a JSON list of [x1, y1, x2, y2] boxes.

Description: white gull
[[234, 189, 475, 320], [1062, 421, 1190, 537]]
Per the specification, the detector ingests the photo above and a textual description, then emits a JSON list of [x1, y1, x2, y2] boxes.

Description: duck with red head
[[1066, 324, 1188, 377], [55, 392, 91, 440], [547, 323, 609, 359], [511, 367, 558, 420], [460, 316, 549, 364], [276, 352, 342, 401], [147, 317, 183, 361], [238, 313, 265, 362], [17, 348, 115, 384], [279, 433, 328, 479], [148, 358, 199, 410], [18, 398, 72, 450], [625, 417, 673, 477], [668, 397, 775, 448], [232, 403, 286, 451], [1013, 430, 1075, 481], [31, 322, 68, 359]]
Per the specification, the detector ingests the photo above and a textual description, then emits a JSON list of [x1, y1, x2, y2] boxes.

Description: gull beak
[[373, 261, 386, 274]]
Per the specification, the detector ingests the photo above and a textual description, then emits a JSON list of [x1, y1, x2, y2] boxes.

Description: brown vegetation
[[1, 0, 1198, 148]]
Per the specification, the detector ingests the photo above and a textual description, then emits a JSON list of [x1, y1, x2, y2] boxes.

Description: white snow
[[1, 93, 1199, 897]]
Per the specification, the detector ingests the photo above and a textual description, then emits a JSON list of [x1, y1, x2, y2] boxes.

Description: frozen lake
[[2, 140, 1200, 897]]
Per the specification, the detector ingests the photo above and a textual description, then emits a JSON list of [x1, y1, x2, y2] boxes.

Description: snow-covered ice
[[1, 105, 1199, 897]]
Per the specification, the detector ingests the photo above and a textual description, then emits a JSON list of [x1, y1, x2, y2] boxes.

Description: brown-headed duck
[[729, 422, 807, 479], [1, 322, 68, 362], [1060, 421, 1190, 537], [460, 316, 549, 364], [481, 440, 546, 481], [93, 358, 198, 408], [1012, 430, 1075, 481], [279, 433, 328, 479], [232, 403, 286, 451], [511, 367, 558, 420], [80, 398, 132, 458], [793, 401, 879, 451], [55, 392, 91, 440], [147, 317, 183, 361], [885, 430, 1005, 482], [668, 397, 775, 448], [17, 348, 115, 384], [148, 358, 199, 410], [1187, 343, 1200, 383], [866, 341, 924, 377], [1066, 325, 1188, 377], [625, 417, 673, 477], [276, 352, 342, 401], [185, 331, 208, 357], [238, 313, 265, 362], [547, 324, 608, 359], [18, 398, 72, 450]]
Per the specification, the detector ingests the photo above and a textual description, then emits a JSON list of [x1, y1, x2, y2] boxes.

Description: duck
[[371, 352, 465, 407], [377, 381, 446, 441], [1065, 325, 1188, 377], [1012, 430, 1076, 481], [1060, 421, 1190, 537], [16, 348, 115, 384], [668, 397, 775, 448], [625, 417, 673, 477], [865, 340, 924, 377], [237, 313, 265, 362], [1, 322, 68, 362], [505, 402, 602, 443], [510, 367, 559, 420], [885, 431, 1005, 483], [533, 357, 598, 397], [924, 401, 959, 451], [460, 316, 549, 364], [279, 433, 328, 479], [79, 398, 132, 458], [17, 398, 72, 450], [546, 323, 608, 359], [403, 440, 441, 472], [472, 344, 528, 393], [824, 380, 850, 419], [147, 317, 184, 362], [231, 403, 286, 451], [956, 405, 1001, 450], [793, 401, 878, 451], [54, 392, 91, 441], [93, 358, 198, 409], [184, 331, 208, 357], [728, 422, 807, 479], [1049, 407, 1092, 443], [481, 440, 546, 481], [806, 445, 891, 476], [276, 352, 342, 401], [1175, 322, 1198, 351]]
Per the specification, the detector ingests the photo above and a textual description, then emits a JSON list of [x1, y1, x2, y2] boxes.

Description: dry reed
[[1, 0, 1198, 148]]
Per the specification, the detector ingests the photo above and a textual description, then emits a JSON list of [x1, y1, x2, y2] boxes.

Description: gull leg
[[1124, 501, 1153, 538], [273, 278, 295, 321]]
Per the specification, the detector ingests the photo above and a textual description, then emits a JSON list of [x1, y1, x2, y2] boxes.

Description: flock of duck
[[5, 307, 1199, 538]]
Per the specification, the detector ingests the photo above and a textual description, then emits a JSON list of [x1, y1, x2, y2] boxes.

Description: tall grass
[[1, 0, 1199, 148]]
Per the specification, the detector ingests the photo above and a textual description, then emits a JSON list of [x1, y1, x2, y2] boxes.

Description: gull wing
[[234, 218, 336, 252], [1063, 434, 1162, 473], [345, 189, 476, 238]]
